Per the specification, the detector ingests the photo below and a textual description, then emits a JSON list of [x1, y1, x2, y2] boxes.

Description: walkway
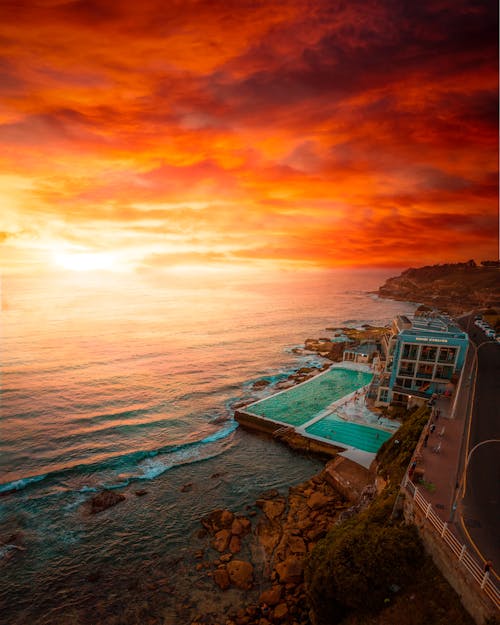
[[412, 395, 465, 520]]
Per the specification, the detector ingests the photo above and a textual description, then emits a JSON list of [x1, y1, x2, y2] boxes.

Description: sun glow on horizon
[[53, 250, 118, 272]]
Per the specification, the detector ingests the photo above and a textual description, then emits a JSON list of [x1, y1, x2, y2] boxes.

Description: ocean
[[0, 268, 416, 624]]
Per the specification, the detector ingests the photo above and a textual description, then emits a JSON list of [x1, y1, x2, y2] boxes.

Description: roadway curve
[[458, 315, 500, 570]]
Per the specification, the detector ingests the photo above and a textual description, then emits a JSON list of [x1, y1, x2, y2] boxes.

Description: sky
[[0, 0, 498, 275]]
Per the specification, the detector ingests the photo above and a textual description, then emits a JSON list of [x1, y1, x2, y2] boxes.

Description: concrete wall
[[403, 496, 497, 624], [234, 410, 341, 458]]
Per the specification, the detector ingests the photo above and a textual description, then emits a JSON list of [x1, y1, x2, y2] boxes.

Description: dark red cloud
[[0, 0, 497, 271]]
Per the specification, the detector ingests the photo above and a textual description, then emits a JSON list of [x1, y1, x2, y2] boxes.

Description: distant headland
[[377, 260, 500, 314]]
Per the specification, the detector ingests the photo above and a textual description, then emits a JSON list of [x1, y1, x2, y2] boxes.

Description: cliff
[[377, 261, 500, 314]]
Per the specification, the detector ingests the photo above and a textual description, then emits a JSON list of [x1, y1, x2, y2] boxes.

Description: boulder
[[87, 490, 125, 514], [134, 489, 148, 497], [227, 560, 254, 590], [256, 519, 282, 555], [252, 379, 270, 389], [212, 529, 231, 552], [287, 535, 307, 557], [307, 491, 334, 510], [273, 603, 289, 622], [259, 585, 282, 606], [213, 567, 230, 591], [260, 498, 286, 521], [275, 557, 304, 584], [229, 535, 241, 554], [201, 509, 235, 534], [231, 517, 247, 536]]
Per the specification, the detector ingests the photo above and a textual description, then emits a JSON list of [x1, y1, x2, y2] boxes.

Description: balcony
[[392, 385, 432, 399], [398, 369, 415, 377], [438, 356, 456, 364]]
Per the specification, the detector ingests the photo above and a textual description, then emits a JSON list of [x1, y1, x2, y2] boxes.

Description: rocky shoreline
[[188, 456, 375, 625]]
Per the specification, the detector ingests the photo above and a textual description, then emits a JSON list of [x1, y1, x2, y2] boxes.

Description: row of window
[[401, 343, 457, 363], [397, 363, 454, 380]]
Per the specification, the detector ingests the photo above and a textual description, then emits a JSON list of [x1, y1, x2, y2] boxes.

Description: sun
[[53, 250, 117, 272]]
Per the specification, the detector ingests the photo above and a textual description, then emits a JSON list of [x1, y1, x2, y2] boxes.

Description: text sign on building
[[415, 337, 448, 343]]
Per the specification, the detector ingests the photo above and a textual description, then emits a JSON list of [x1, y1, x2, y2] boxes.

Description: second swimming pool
[[305, 414, 392, 452]]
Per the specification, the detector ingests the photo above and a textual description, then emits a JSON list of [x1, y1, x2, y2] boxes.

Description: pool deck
[[236, 362, 400, 469]]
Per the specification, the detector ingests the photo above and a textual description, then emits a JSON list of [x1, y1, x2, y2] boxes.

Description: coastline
[[182, 330, 387, 624]]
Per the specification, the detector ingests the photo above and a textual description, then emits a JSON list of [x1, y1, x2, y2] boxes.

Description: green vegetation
[[306, 493, 423, 624], [305, 404, 474, 625], [376, 404, 429, 487]]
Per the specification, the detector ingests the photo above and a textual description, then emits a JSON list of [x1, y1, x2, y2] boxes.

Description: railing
[[404, 476, 500, 609]]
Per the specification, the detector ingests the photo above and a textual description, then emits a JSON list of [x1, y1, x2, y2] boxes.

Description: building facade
[[374, 314, 468, 407]]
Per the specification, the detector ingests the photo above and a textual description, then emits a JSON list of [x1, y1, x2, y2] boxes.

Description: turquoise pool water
[[305, 414, 393, 452], [247, 368, 373, 427]]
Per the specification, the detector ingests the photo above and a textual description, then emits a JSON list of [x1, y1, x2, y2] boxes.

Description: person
[[430, 423, 436, 434], [408, 460, 417, 478], [484, 560, 492, 574]]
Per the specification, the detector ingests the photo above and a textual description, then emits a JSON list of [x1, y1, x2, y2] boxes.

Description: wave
[[0, 473, 48, 495], [0, 421, 239, 496]]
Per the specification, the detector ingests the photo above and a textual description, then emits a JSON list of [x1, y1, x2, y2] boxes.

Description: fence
[[404, 476, 500, 609]]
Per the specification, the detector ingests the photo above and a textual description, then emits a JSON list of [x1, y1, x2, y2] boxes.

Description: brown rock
[[231, 518, 244, 536], [212, 529, 231, 552], [227, 560, 254, 590], [261, 498, 286, 520], [134, 489, 148, 496], [256, 519, 282, 555], [236, 516, 252, 533], [229, 535, 241, 554], [287, 535, 307, 557], [275, 557, 304, 584], [87, 490, 125, 514], [213, 567, 231, 590], [273, 603, 289, 621], [252, 379, 270, 389], [259, 585, 282, 606], [307, 491, 334, 510], [220, 553, 232, 563], [180, 482, 193, 492], [201, 509, 235, 534]]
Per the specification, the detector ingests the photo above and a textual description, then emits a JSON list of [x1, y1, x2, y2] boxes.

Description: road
[[457, 315, 500, 571]]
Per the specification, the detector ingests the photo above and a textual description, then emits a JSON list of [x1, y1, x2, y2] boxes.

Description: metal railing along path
[[404, 475, 500, 608]]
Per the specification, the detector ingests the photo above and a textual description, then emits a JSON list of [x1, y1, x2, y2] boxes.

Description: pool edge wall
[[235, 409, 342, 459]]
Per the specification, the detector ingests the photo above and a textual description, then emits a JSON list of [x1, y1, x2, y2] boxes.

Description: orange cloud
[[0, 0, 498, 274]]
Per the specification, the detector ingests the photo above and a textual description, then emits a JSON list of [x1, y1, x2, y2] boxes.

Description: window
[[402, 343, 419, 360], [438, 347, 457, 363], [420, 346, 437, 361]]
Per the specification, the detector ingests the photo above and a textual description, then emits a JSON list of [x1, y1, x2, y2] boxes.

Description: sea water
[[0, 268, 416, 624]]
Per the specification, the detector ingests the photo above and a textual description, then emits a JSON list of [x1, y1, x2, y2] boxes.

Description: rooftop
[[398, 315, 467, 340]]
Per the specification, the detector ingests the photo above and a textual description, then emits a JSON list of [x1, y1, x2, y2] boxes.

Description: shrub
[[305, 496, 424, 625]]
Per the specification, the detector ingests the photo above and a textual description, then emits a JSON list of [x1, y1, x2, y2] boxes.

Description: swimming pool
[[305, 414, 392, 453], [247, 367, 373, 427]]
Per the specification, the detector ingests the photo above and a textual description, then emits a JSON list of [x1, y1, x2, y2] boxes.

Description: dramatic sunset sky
[[0, 0, 498, 275]]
